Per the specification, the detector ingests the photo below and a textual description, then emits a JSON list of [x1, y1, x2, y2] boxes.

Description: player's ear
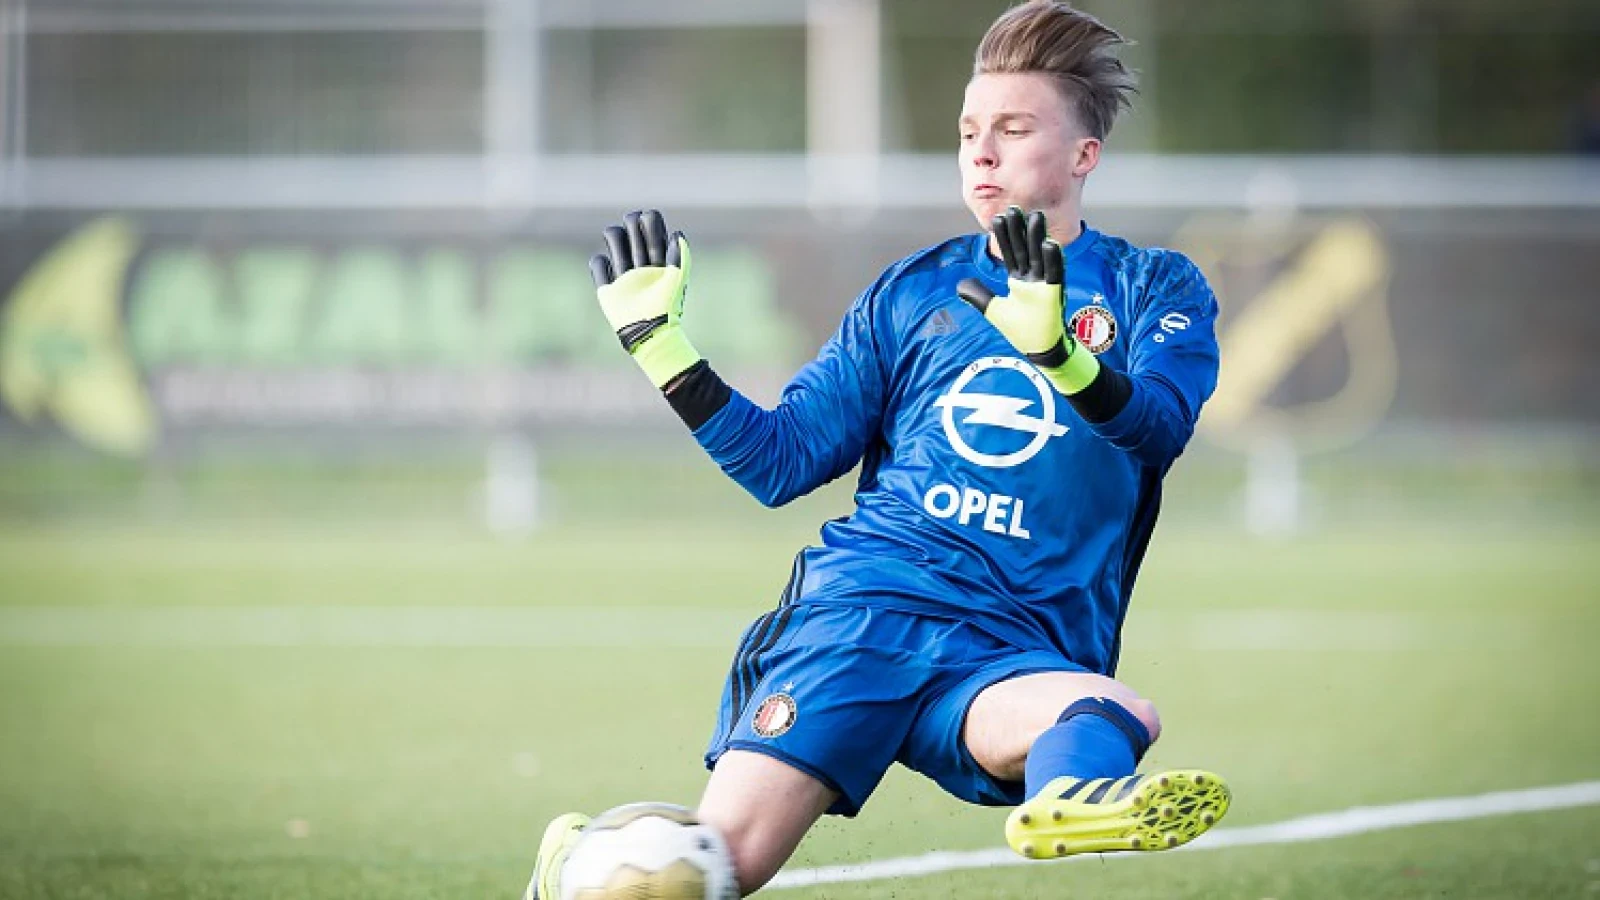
[[1072, 137, 1101, 179]]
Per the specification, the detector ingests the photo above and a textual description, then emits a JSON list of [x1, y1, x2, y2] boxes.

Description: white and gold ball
[[560, 802, 738, 900]]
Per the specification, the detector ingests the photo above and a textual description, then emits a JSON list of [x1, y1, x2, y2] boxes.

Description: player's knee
[[697, 796, 812, 894], [697, 750, 834, 894], [1124, 698, 1162, 745], [715, 825, 782, 896]]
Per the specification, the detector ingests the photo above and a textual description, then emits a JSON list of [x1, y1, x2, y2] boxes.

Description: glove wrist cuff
[[1026, 339, 1071, 370], [1039, 339, 1100, 396], [632, 326, 702, 389], [664, 360, 732, 431]]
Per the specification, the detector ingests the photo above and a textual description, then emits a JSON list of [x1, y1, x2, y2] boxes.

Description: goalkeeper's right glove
[[590, 209, 702, 389]]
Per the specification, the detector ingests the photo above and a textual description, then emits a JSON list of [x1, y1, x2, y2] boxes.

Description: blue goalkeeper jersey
[[691, 224, 1220, 675]]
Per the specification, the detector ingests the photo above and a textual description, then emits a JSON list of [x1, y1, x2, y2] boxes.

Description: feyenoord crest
[[1068, 304, 1117, 354], [752, 694, 797, 738]]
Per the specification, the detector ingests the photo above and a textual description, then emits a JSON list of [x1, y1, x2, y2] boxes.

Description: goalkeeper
[[530, 2, 1227, 896]]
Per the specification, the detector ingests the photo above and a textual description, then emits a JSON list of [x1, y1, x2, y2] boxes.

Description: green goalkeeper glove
[[956, 206, 1100, 397], [590, 209, 702, 389]]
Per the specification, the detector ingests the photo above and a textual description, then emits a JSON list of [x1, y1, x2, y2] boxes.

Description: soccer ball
[[560, 802, 738, 900]]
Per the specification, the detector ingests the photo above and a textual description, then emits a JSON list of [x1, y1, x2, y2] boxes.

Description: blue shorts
[[704, 602, 1086, 817]]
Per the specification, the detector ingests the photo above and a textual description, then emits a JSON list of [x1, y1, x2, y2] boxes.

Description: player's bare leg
[[965, 672, 1162, 778], [965, 672, 1230, 859], [696, 749, 838, 896]]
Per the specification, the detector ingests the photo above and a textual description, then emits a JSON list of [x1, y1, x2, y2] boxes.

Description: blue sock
[[1023, 697, 1153, 800]]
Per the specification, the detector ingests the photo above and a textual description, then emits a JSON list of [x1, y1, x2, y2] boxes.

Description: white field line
[[0, 606, 1545, 650], [768, 780, 1600, 890]]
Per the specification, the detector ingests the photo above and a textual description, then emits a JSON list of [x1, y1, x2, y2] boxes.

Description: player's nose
[[970, 138, 998, 168], [963, 130, 998, 168]]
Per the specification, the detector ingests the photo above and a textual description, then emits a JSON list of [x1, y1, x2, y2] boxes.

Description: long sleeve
[[689, 274, 897, 508], [1085, 252, 1220, 470]]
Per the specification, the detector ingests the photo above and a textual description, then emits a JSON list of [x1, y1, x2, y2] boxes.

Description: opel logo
[[933, 357, 1068, 468]]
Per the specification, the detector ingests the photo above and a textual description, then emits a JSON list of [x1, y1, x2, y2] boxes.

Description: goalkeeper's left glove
[[590, 209, 702, 389], [956, 206, 1100, 397]]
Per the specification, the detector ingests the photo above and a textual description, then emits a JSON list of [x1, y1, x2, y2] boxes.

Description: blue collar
[[969, 221, 1099, 282]]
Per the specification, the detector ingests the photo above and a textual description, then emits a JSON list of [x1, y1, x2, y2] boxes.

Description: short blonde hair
[[974, 1, 1137, 140]]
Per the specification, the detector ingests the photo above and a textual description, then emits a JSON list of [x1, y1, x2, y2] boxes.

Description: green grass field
[[1, 463, 1598, 898]]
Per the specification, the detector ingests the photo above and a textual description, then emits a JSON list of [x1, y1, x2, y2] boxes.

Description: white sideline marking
[[768, 781, 1600, 890], [0, 607, 1543, 649]]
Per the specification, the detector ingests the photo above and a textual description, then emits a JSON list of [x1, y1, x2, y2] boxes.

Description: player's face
[[959, 73, 1099, 235]]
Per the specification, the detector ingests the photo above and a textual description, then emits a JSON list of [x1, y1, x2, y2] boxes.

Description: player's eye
[[1003, 129, 1030, 137]]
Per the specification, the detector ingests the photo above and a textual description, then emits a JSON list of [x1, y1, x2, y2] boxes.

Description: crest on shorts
[[1068, 302, 1117, 355], [752, 693, 797, 738]]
